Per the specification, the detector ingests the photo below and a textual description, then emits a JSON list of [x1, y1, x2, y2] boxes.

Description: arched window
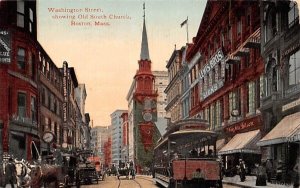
[[265, 58, 277, 96]]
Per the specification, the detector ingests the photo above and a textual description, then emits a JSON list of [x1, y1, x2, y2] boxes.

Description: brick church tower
[[133, 3, 160, 173]]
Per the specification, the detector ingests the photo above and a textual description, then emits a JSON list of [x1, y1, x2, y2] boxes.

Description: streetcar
[[153, 119, 223, 188]]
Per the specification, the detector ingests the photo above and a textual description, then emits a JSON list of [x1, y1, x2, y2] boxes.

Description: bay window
[[18, 93, 26, 118], [289, 50, 300, 86]]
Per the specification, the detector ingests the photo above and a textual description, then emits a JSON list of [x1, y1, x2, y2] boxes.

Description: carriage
[[76, 150, 100, 185], [153, 119, 223, 188], [117, 162, 130, 179], [117, 161, 135, 180]]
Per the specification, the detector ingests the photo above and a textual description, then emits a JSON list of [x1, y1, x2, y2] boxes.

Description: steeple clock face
[[143, 98, 153, 121], [143, 112, 152, 122]]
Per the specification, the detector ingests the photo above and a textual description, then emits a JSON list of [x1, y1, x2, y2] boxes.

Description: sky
[[37, 0, 206, 126]]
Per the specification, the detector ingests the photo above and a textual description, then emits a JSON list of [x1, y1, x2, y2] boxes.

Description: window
[[237, 18, 242, 35], [215, 100, 221, 128], [210, 104, 215, 130], [229, 89, 240, 120], [29, 8, 34, 33], [18, 93, 26, 118], [289, 50, 300, 86], [31, 96, 36, 122], [248, 81, 256, 114], [32, 54, 35, 80], [17, 0, 25, 27], [288, 2, 299, 28], [17, 48, 25, 70]]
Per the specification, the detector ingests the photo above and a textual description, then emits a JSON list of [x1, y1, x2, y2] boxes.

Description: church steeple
[[140, 3, 150, 61]]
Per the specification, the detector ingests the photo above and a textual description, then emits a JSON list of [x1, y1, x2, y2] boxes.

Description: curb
[[223, 181, 254, 188]]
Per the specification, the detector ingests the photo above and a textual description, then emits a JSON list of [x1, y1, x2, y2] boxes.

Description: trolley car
[[153, 119, 223, 188]]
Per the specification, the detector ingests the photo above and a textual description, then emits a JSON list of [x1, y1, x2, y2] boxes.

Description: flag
[[180, 18, 188, 27]]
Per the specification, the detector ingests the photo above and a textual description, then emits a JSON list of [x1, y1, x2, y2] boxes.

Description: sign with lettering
[[63, 62, 68, 122], [282, 98, 300, 112], [199, 48, 224, 79], [225, 115, 262, 134], [0, 29, 11, 64], [202, 80, 224, 100]]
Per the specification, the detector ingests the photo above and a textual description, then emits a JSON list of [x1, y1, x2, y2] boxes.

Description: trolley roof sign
[[0, 29, 11, 64]]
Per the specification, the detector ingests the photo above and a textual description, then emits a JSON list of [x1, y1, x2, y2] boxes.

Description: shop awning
[[257, 112, 300, 146], [216, 138, 225, 151], [218, 129, 261, 155]]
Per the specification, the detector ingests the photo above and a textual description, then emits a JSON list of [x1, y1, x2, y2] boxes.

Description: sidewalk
[[222, 175, 294, 188]]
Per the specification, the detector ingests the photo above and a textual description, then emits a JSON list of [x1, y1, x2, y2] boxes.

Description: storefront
[[219, 129, 261, 176], [257, 112, 300, 182]]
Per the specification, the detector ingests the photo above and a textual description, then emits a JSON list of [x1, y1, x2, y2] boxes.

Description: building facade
[[258, 0, 299, 182], [165, 49, 184, 125], [185, 0, 264, 172], [0, 0, 39, 160], [153, 71, 168, 136], [38, 46, 64, 155], [110, 110, 127, 166], [90, 125, 111, 163], [121, 112, 129, 162], [126, 80, 136, 162]]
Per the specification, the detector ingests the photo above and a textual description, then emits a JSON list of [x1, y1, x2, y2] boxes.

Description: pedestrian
[[266, 159, 273, 182], [192, 168, 206, 188], [276, 160, 283, 182], [5, 157, 17, 188], [239, 159, 246, 182], [256, 161, 267, 186], [293, 156, 300, 188]]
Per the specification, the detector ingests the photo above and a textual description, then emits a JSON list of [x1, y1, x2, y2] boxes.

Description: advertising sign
[[0, 29, 11, 64]]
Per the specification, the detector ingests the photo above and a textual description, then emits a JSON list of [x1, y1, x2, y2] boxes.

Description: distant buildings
[[91, 126, 111, 164], [110, 110, 127, 166]]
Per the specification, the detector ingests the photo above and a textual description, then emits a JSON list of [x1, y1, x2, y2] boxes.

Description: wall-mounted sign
[[199, 48, 224, 79], [282, 97, 300, 112], [0, 30, 11, 64], [225, 115, 262, 134], [202, 80, 224, 100]]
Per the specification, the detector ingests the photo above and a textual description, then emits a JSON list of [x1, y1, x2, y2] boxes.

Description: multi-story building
[[84, 113, 92, 150], [0, 0, 90, 161], [126, 80, 136, 162], [60, 61, 79, 151], [185, 0, 263, 171], [153, 71, 168, 135], [90, 126, 111, 163], [103, 136, 112, 167], [110, 110, 127, 166], [165, 49, 184, 124], [38, 46, 64, 155], [121, 112, 129, 162], [75, 84, 87, 149], [0, 0, 39, 160], [257, 0, 300, 181]]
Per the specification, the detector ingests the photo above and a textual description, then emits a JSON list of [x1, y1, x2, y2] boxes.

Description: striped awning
[[218, 129, 261, 155], [257, 112, 300, 146]]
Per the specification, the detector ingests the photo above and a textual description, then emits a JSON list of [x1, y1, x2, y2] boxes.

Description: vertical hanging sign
[[63, 62, 68, 122], [0, 29, 11, 64]]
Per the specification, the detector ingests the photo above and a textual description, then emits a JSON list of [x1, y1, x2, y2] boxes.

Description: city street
[[81, 175, 241, 188]]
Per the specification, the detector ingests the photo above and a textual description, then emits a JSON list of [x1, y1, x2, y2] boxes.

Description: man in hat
[[239, 159, 246, 182], [5, 157, 17, 188]]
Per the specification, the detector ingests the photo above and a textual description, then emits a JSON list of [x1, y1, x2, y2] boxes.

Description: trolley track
[[117, 176, 145, 188], [135, 175, 154, 183]]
